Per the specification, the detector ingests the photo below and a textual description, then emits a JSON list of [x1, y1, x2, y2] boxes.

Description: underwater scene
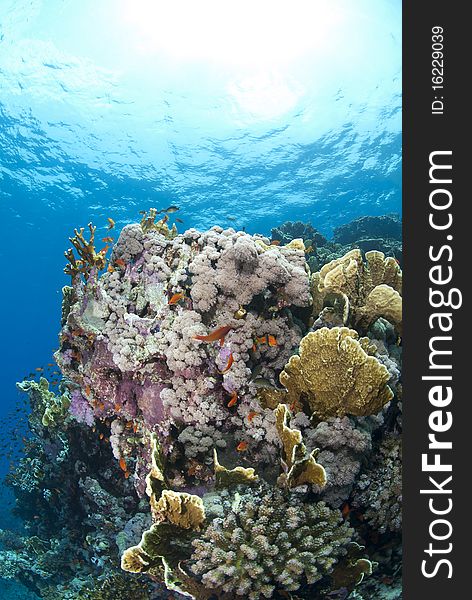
[[0, 1, 402, 599]]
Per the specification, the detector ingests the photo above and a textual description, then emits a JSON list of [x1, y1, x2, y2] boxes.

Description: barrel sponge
[[279, 327, 393, 419], [189, 486, 353, 599]]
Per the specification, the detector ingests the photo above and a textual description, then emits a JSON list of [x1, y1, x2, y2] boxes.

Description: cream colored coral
[[279, 327, 393, 419]]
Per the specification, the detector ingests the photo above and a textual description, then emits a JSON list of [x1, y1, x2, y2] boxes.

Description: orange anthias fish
[[194, 325, 232, 343], [342, 503, 351, 518], [267, 335, 278, 347], [270, 240, 281, 246], [236, 441, 248, 452], [35, 367, 43, 372], [102, 236, 114, 244], [107, 264, 115, 273], [247, 411, 259, 423], [227, 391, 238, 408], [115, 258, 126, 268], [255, 335, 267, 345], [107, 217, 115, 229], [168, 292, 185, 305], [119, 457, 127, 472], [220, 352, 234, 374]]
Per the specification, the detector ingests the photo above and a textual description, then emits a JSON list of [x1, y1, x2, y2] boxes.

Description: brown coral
[[279, 327, 393, 419], [64, 222, 109, 278], [274, 403, 327, 488], [311, 249, 402, 332]]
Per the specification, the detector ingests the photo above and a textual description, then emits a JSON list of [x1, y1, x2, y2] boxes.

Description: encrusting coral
[[1, 215, 403, 599]]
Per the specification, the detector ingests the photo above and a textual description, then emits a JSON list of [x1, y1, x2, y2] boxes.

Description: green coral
[[189, 486, 354, 599], [17, 378, 70, 428]]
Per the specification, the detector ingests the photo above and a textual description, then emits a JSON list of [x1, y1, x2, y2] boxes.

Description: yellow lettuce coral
[[279, 327, 393, 419]]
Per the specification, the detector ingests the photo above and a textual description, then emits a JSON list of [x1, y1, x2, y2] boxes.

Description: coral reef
[[1, 213, 402, 599]]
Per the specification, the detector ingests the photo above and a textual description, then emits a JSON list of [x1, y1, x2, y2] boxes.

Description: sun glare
[[118, 0, 345, 67]]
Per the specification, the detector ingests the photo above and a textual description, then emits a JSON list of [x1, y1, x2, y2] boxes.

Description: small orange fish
[[168, 292, 185, 305], [270, 240, 281, 246], [342, 503, 351, 518], [133, 422, 139, 433], [220, 353, 234, 374], [125, 421, 133, 430], [107, 264, 115, 273], [85, 385, 91, 397], [47, 363, 55, 367], [107, 217, 115, 229], [227, 391, 238, 408], [98, 401, 105, 410], [236, 441, 248, 452], [114, 403, 122, 413], [35, 367, 43, 372], [102, 236, 114, 243], [247, 411, 259, 423], [252, 343, 257, 352], [115, 258, 126, 268], [256, 336, 267, 345], [305, 246, 313, 254], [194, 325, 232, 343], [124, 471, 130, 479], [99, 433, 104, 440], [267, 335, 277, 347], [119, 456, 127, 472]]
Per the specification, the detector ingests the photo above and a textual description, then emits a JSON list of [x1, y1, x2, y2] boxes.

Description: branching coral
[[352, 434, 402, 533], [64, 222, 109, 278], [189, 486, 354, 599], [279, 327, 393, 419]]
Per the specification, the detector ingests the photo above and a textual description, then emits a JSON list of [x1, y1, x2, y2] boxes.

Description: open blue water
[[0, 0, 401, 596]]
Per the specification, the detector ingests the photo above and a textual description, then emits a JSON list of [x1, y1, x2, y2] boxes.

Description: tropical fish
[[99, 433, 104, 440], [220, 352, 234, 374], [305, 246, 313, 253], [35, 367, 43, 372], [227, 391, 238, 407], [247, 411, 259, 423], [102, 236, 114, 243], [256, 335, 267, 345], [168, 292, 185, 305], [270, 240, 281, 246], [253, 377, 277, 389], [107, 217, 115, 229], [47, 363, 55, 367], [175, 218, 184, 223], [194, 325, 232, 343], [236, 441, 248, 452], [85, 385, 91, 396], [342, 503, 351, 518], [114, 258, 126, 268], [107, 264, 115, 273], [119, 457, 127, 472], [157, 205, 179, 214], [267, 335, 278, 347]]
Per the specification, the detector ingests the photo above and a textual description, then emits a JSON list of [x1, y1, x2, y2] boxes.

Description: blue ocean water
[[0, 0, 401, 596]]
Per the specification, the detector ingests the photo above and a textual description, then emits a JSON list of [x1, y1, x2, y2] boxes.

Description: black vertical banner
[[403, 2, 467, 598]]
